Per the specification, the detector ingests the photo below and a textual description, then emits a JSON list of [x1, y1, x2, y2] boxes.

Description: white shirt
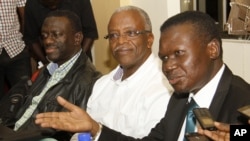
[[87, 53, 171, 138], [178, 64, 225, 141]]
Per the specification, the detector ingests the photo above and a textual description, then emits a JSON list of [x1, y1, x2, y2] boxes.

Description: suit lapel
[[165, 93, 189, 141], [209, 66, 233, 119]]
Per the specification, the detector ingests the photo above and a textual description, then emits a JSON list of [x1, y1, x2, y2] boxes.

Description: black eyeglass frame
[[104, 30, 151, 40]]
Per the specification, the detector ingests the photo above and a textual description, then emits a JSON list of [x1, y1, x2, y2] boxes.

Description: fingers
[[197, 127, 204, 134], [214, 122, 230, 132], [202, 129, 230, 141], [35, 113, 59, 125], [57, 96, 79, 112], [198, 122, 230, 141], [218, 130, 230, 141], [36, 111, 57, 118]]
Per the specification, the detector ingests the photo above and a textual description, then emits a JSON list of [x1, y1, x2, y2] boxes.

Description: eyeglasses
[[104, 30, 151, 41]]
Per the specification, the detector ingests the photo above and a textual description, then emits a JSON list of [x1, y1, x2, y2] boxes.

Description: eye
[[159, 55, 168, 62], [107, 33, 119, 40], [53, 32, 62, 38], [41, 33, 48, 40], [125, 30, 139, 37], [175, 50, 185, 56]]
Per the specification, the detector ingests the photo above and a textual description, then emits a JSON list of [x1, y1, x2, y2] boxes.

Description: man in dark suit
[[34, 11, 250, 141]]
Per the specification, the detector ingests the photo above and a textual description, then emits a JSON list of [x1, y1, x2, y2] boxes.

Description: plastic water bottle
[[78, 132, 91, 141]]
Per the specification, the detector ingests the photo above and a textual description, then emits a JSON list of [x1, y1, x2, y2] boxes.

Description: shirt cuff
[[92, 122, 103, 141]]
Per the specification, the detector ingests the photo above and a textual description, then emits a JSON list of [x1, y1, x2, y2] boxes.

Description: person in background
[[24, 0, 98, 67], [0, 0, 31, 100], [35, 11, 250, 141], [70, 5, 171, 140], [0, 10, 101, 141]]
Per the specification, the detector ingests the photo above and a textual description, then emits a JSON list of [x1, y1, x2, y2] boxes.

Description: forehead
[[159, 24, 199, 52], [108, 10, 144, 30], [160, 24, 196, 43], [42, 16, 70, 30]]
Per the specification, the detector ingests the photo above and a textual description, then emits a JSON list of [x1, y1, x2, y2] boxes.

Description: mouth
[[45, 46, 57, 54], [167, 76, 182, 85], [114, 47, 131, 55]]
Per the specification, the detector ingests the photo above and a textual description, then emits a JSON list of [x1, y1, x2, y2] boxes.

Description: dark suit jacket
[[99, 65, 250, 141]]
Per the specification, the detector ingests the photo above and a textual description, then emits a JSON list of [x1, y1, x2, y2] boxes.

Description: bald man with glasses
[[68, 5, 172, 140]]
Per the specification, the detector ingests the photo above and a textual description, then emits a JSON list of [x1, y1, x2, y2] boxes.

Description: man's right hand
[[35, 96, 100, 137]]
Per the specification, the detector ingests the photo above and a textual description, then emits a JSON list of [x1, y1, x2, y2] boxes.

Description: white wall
[[129, 0, 168, 55], [223, 39, 250, 83], [130, 0, 181, 56]]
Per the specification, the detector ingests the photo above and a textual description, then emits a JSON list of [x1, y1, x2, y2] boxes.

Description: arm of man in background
[[77, 0, 98, 61], [17, 6, 24, 34], [82, 38, 94, 53], [23, 0, 49, 65], [30, 42, 49, 65]]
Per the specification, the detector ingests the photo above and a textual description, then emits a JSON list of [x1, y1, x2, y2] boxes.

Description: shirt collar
[[47, 49, 82, 75], [112, 53, 154, 82]]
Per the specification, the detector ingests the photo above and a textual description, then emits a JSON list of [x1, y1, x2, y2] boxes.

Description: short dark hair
[[160, 11, 222, 56], [45, 10, 82, 33]]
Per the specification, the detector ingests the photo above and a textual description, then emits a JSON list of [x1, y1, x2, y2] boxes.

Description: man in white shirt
[[70, 5, 171, 139]]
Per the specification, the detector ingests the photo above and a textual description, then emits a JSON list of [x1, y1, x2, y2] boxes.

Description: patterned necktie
[[185, 98, 199, 134]]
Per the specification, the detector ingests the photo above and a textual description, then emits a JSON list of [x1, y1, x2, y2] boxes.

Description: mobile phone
[[193, 108, 217, 131], [237, 105, 250, 118], [185, 132, 211, 141]]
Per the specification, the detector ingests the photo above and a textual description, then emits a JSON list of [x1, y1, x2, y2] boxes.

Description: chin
[[173, 92, 189, 98], [173, 86, 189, 96]]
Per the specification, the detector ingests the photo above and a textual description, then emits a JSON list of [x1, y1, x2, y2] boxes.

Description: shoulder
[[231, 74, 250, 93], [26, 0, 38, 5]]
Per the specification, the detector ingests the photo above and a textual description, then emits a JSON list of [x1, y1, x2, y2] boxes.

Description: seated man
[[24, 0, 98, 64], [35, 11, 250, 141], [0, 10, 101, 141], [71, 5, 171, 139]]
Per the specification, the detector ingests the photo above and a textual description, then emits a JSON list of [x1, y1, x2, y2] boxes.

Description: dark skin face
[[107, 10, 154, 80], [158, 23, 223, 94], [39, 0, 61, 9], [41, 16, 83, 66]]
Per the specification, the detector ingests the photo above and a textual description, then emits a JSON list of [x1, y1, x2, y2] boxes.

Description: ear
[[207, 39, 220, 59], [147, 32, 154, 49], [74, 32, 83, 45]]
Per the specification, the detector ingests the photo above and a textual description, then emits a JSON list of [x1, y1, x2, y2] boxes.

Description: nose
[[162, 58, 177, 73], [117, 34, 129, 44], [43, 35, 55, 45]]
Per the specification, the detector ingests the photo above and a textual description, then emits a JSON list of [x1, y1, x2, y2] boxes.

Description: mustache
[[44, 44, 57, 49], [113, 45, 125, 52], [113, 41, 135, 52], [165, 71, 183, 80]]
